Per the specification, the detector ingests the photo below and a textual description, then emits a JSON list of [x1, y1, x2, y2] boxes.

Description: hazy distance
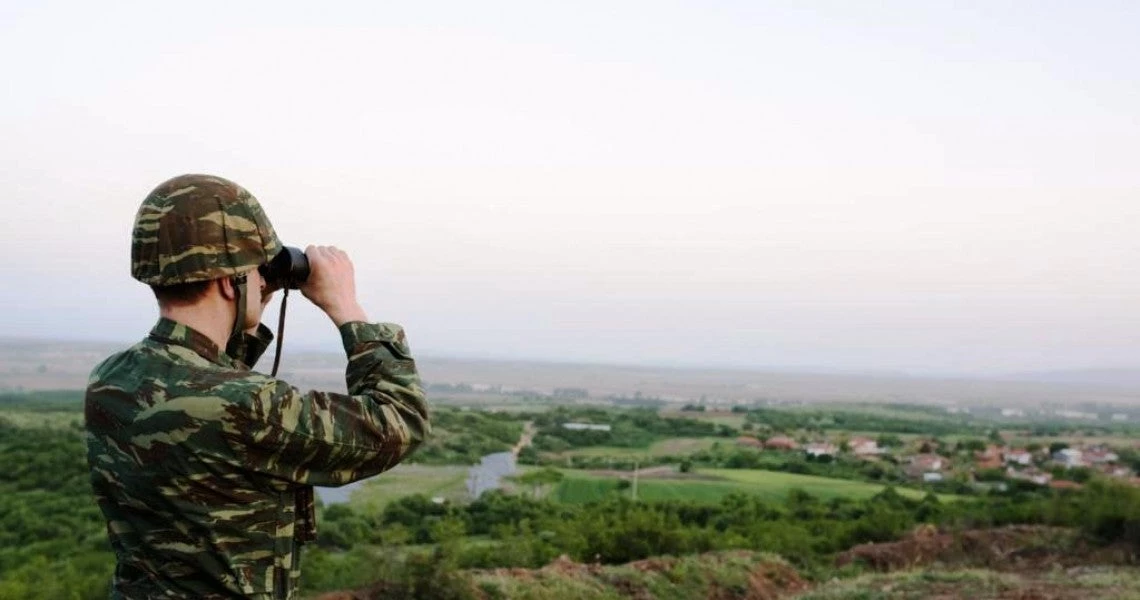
[[2, 1, 1138, 376]]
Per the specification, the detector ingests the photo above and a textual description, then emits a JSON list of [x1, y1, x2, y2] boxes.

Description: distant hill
[[998, 368, 1140, 389], [6, 337, 1140, 407]]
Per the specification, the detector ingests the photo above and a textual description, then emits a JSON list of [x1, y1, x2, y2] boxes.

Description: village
[[735, 432, 1140, 491]]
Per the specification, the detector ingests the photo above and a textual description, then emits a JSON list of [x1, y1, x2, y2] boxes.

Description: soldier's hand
[[300, 245, 369, 326]]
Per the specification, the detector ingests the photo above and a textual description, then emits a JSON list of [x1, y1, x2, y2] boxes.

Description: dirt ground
[[819, 525, 1140, 600], [311, 525, 1140, 600]]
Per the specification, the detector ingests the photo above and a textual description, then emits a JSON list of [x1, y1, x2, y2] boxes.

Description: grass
[[793, 569, 1020, 600], [704, 469, 950, 501], [1051, 567, 1140, 593], [557, 437, 724, 459], [348, 464, 471, 511], [792, 567, 1140, 600], [658, 409, 748, 429], [550, 468, 951, 504], [468, 551, 801, 600], [551, 475, 751, 504], [0, 410, 83, 429], [1001, 432, 1140, 448]]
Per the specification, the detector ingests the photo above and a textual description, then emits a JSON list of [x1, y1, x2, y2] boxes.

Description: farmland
[[555, 436, 723, 459], [341, 465, 471, 512], [5, 363, 1140, 600], [320, 463, 954, 512], [550, 468, 948, 504]]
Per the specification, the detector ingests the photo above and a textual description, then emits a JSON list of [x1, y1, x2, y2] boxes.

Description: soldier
[[85, 174, 430, 599]]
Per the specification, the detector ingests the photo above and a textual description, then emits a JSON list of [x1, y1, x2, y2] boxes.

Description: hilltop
[[312, 526, 1140, 600]]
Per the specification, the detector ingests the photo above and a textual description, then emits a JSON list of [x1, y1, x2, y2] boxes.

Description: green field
[[659, 409, 748, 429], [551, 468, 948, 504], [0, 410, 83, 429], [558, 436, 724, 459], [794, 567, 1140, 600], [347, 465, 471, 511]]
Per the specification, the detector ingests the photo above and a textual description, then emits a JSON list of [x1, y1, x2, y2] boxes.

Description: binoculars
[[260, 246, 310, 292]]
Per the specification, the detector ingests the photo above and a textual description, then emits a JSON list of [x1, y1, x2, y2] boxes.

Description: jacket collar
[[148, 317, 236, 368]]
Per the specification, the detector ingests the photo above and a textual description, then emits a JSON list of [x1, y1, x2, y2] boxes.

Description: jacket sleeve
[[224, 321, 431, 486]]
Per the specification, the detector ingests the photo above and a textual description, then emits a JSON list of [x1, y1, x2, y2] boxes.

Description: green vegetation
[[709, 468, 945, 500], [737, 402, 1140, 442], [323, 477, 1140, 568], [0, 389, 85, 410], [301, 478, 1140, 596], [557, 436, 723, 459], [744, 405, 977, 437], [690, 446, 910, 484], [549, 469, 944, 504], [409, 407, 525, 465], [665, 409, 750, 429], [512, 467, 564, 498], [795, 567, 1140, 600], [529, 406, 731, 453], [6, 389, 1140, 599], [539, 442, 926, 495], [469, 551, 803, 600], [0, 418, 112, 600], [0, 389, 86, 429], [348, 465, 471, 512]]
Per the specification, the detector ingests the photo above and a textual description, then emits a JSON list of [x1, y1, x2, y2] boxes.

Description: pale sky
[[2, 1, 1139, 375]]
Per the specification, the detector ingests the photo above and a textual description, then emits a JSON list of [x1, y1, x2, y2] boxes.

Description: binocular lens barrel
[[260, 246, 310, 291]]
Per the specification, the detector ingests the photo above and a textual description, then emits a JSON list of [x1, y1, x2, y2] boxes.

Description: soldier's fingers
[[305, 247, 327, 276], [305, 245, 327, 268]]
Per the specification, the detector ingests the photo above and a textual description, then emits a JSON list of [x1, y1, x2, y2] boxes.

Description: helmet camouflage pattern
[[131, 174, 282, 285]]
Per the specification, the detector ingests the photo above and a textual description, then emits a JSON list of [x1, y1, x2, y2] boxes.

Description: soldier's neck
[[160, 295, 235, 353]]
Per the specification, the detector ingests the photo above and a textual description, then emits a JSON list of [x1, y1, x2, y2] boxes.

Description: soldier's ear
[[217, 277, 237, 302]]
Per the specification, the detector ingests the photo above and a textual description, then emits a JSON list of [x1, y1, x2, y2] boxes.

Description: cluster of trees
[[530, 407, 731, 452], [0, 419, 112, 600], [605, 393, 669, 408], [317, 486, 931, 567], [736, 402, 1140, 440], [743, 406, 977, 437], [1119, 448, 1140, 473], [520, 451, 673, 470], [306, 477, 1140, 596], [0, 389, 83, 411], [6, 389, 1140, 600], [408, 407, 524, 465], [692, 446, 909, 483], [523, 444, 915, 487]]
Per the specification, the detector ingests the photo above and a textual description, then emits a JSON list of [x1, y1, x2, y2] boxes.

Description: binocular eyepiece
[[260, 246, 310, 292]]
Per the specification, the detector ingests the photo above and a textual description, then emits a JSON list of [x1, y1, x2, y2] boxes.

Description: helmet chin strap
[[224, 273, 248, 360], [223, 271, 291, 376], [270, 288, 290, 378]]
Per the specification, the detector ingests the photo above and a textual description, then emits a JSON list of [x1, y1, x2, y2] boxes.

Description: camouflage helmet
[[131, 174, 282, 285]]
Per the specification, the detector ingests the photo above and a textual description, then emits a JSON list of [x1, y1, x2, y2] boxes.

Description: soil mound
[[480, 550, 808, 600], [316, 551, 808, 599], [835, 525, 1084, 572]]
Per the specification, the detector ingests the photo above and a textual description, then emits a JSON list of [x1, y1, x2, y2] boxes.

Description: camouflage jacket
[[85, 317, 430, 599]]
